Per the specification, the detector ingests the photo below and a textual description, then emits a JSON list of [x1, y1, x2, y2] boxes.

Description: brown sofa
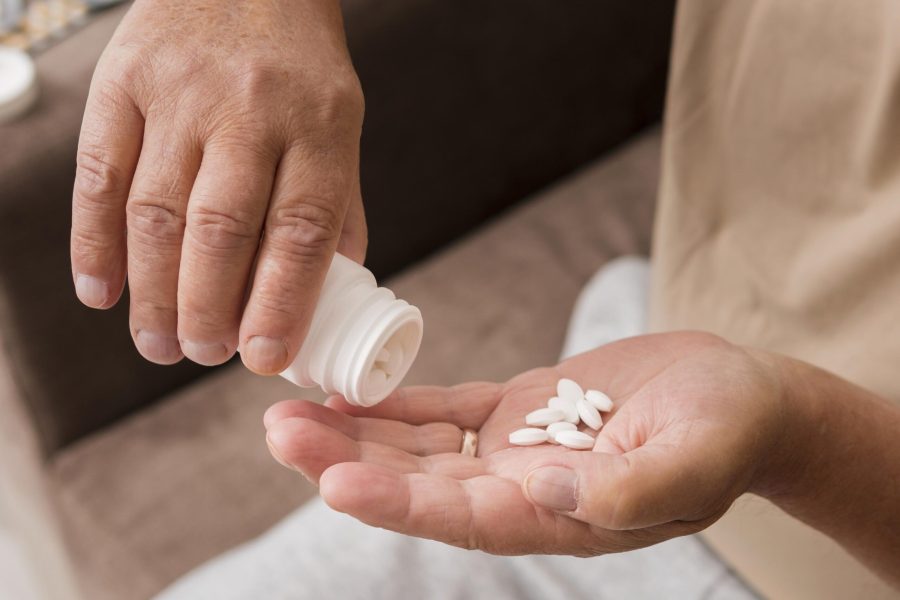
[[0, 2, 672, 598]]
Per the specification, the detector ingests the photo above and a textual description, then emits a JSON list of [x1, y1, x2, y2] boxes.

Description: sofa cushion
[[50, 130, 659, 600]]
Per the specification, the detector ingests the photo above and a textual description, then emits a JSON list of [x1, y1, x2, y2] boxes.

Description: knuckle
[[266, 201, 342, 258], [315, 73, 365, 127], [179, 301, 237, 333], [107, 51, 148, 90], [232, 61, 287, 100], [131, 297, 177, 320], [126, 199, 186, 246], [302, 87, 364, 142], [71, 228, 120, 259], [89, 74, 137, 113], [187, 205, 259, 253], [75, 147, 129, 201], [248, 290, 299, 321]]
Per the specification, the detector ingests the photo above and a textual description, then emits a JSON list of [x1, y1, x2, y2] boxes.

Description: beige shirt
[[651, 1, 900, 598]]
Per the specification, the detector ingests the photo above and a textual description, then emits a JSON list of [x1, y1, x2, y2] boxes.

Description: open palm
[[265, 332, 785, 556]]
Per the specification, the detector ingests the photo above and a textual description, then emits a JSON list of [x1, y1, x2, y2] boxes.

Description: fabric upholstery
[[347, 0, 674, 277], [0, 3, 210, 455], [50, 130, 659, 600]]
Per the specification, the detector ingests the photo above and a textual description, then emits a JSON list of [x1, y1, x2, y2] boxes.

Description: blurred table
[[0, 0, 125, 53]]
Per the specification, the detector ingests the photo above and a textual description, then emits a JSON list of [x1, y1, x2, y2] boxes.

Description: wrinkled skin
[[71, 0, 365, 373], [265, 332, 788, 556]]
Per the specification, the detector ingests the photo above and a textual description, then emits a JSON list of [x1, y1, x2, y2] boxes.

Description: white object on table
[[0, 46, 37, 124]]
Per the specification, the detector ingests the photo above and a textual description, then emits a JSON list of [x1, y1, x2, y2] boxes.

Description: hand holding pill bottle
[[71, 0, 366, 376]]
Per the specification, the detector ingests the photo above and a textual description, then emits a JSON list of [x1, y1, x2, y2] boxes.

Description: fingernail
[[266, 433, 294, 470], [75, 274, 109, 308], [244, 336, 288, 374], [135, 330, 183, 365], [525, 466, 578, 511], [181, 340, 231, 366]]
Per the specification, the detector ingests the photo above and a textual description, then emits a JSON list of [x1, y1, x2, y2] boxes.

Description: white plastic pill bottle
[[278, 253, 423, 408]]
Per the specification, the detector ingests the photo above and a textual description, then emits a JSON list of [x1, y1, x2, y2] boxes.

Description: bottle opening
[[358, 316, 422, 407]]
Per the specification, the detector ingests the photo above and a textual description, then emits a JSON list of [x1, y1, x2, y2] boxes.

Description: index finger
[[319, 463, 595, 554], [71, 79, 143, 308], [238, 146, 350, 375], [325, 382, 503, 429]]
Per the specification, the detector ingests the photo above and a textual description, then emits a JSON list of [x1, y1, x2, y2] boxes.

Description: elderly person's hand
[[262, 332, 900, 588], [263, 333, 788, 554], [71, 0, 365, 374]]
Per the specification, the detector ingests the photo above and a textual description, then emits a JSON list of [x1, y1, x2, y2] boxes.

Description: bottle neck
[[331, 292, 422, 406], [279, 255, 423, 407]]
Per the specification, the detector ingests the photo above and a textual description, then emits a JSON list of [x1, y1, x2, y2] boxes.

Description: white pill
[[576, 399, 603, 430], [385, 345, 404, 375], [546, 421, 577, 443], [375, 347, 391, 364], [585, 389, 614, 412], [367, 368, 389, 391], [509, 427, 549, 446], [525, 407, 566, 427], [555, 430, 595, 450], [548, 396, 579, 424], [557, 378, 585, 405]]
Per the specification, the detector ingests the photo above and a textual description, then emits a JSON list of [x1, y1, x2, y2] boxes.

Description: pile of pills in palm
[[508, 378, 614, 450]]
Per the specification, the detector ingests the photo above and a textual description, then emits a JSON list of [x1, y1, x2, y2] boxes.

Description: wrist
[[744, 350, 823, 502], [742, 350, 900, 585]]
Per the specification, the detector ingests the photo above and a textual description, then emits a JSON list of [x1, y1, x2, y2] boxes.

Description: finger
[[522, 441, 735, 531], [177, 138, 276, 366], [336, 180, 366, 263], [325, 382, 503, 429], [263, 399, 464, 456], [320, 464, 594, 554], [125, 123, 200, 364], [71, 79, 143, 309], [238, 146, 351, 375], [267, 417, 415, 483], [266, 417, 483, 483]]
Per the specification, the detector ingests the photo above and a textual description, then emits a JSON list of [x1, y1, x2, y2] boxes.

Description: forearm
[[755, 354, 900, 587]]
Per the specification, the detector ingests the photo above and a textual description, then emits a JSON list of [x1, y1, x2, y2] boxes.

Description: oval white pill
[[576, 399, 603, 430], [546, 421, 577, 443], [525, 407, 566, 427], [375, 348, 391, 363], [585, 389, 614, 412], [509, 427, 549, 446], [557, 378, 585, 405], [367, 368, 389, 391], [555, 430, 595, 450], [548, 396, 579, 424], [385, 345, 404, 375]]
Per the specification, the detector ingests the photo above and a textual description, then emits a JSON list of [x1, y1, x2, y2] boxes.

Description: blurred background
[[0, 1, 673, 598]]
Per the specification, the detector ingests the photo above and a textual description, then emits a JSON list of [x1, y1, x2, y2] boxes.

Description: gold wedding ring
[[460, 428, 478, 457]]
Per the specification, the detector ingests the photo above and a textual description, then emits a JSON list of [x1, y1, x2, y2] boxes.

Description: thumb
[[522, 443, 727, 530]]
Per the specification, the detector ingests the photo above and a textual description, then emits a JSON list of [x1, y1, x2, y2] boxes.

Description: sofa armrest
[[0, 3, 215, 457]]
